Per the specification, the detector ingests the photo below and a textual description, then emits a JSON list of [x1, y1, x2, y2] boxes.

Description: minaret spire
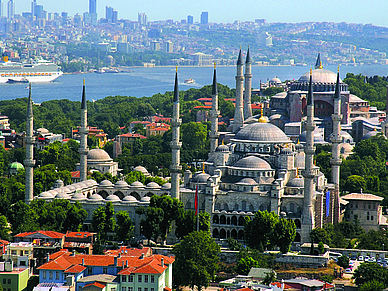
[[244, 47, 252, 119], [24, 84, 35, 204], [315, 53, 322, 69], [170, 67, 182, 199], [209, 63, 220, 156], [302, 68, 316, 242], [330, 66, 342, 224], [79, 79, 89, 182], [233, 48, 245, 132]]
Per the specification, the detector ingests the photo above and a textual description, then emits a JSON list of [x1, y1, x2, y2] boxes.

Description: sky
[[10, 0, 388, 27]]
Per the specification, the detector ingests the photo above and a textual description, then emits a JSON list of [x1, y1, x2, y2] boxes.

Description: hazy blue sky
[[13, 0, 388, 27]]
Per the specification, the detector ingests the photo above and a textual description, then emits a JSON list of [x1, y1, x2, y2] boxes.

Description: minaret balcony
[[23, 160, 36, 167], [170, 142, 182, 149], [79, 128, 89, 135], [171, 120, 182, 127], [79, 148, 89, 155], [24, 137, 35, 144], [170, 165, 182, 172], [330, 158, 342, 166]]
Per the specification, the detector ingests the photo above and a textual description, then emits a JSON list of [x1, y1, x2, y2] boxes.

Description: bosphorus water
[[1, 65, 388, 103]]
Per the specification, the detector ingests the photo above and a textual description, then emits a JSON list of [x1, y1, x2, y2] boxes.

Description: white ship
[[0, 57, 63, 83]]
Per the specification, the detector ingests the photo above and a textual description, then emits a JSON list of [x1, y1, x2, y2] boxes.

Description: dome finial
[[258, 106, 266, 123], [319, 61, 323, 69], [296, 167, 299, 178], [222, 139, 224, 145], [202, 162, 205, 173], [214, 62, 216, 69]]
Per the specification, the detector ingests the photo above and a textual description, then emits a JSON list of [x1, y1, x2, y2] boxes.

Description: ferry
[[184, 78, 195, 84], [0, 56, 63, 83]]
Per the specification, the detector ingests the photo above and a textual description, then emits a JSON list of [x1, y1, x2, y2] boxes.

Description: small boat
[[184, 78, 195, 84], [6, 77, 29, 84]]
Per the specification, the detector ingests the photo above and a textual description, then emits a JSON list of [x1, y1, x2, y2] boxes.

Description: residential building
[[145, 123, 170, 137], [0, 265, 29, 291], [64, 232, 96, 255]]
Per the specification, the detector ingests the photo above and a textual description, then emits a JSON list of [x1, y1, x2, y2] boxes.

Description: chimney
[[281, 279, 284, 290], [82, 258, 85, 266], [126, 260, 128, 268], [161, 258, 164, 267], [139, 254, 144, 260], [122, 261, 125, 268], [114, 256, 118, 266], [72, 250, 76, 256], [46, 254, 50, 262]]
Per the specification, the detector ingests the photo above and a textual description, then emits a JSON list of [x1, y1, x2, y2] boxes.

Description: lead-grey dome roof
[[192, 173, 211, 183], [234, 122, 289, 143], [287, 177, 304, 187], [216, 144, 229, 152], [233, 156, 271, 169], [298, 68, 341, 84], [236, 178, 258, 185]]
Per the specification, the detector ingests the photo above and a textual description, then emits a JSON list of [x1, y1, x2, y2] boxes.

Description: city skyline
[[9, 0, 388, 27]]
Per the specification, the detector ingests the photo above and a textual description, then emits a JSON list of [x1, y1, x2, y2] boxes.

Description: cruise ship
[[0, 57, 63, 83]]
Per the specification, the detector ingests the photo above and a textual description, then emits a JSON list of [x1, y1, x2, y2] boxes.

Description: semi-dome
[[161, 182, 171, 189], [234, 122, 289, 143], [87, 148, 112, 161], [130, 181, 145, 188], [146, 182, 161, 189], [133, 166, 149, 174], [233, 156, 271, 170], [39, 192, 54, 198], [123, 195, 137, 202], [99, 180, 114, 187], [192, 173, 211, 183], [287, 177, 304, 187], [328, 131, 354, 144], [216, 144, 229, 152], [236, 178, 258, 185], [298, 68, 341, 84], [115, 180, 129, 187], [9, 162, 24, 170], [71, 192, 86, 200], [89, 194, 103, 201], [105, 194, 121, 202], [362, 130, 383, 140]]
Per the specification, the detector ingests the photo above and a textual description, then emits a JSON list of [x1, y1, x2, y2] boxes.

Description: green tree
[[262, 271, 277, 285], [136, 206, 163, 244], [92, 207, 106, 241], [352, 262, 388, 287], [310, 228, 331, 245], [274, 218, 296, 253], [343, 175, 366, 193], [0, 215, 10, 240], [359, 280, 386, 291], [175, 210, 210, 239], [115, 211, 134, 243], [173, 231, 220, 291], [236, 256, 259, 275], [318, 241, 325, 254], [337, 255, 350, 269]]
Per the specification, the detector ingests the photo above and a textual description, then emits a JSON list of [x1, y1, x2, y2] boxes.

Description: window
[[43, 272, 46, 279], [49, 271, 53, 279], [7, 279, 10, 284], [24, 251, 29, 255], [11, 250, 16, 255], [138, 275, 142, 283], [151, 288, 155, 291], [145, 275, 148, 283], [2, 279, 5, 284], [20, 260, 26, 266], [371, 216, 374, 220], [122, 288, 127, 291], [103, 268, 108, 274], [138, 288, 142, 291], [88, 267, 93, 275], [122, 275, 127, 282], [56, 272, 59, 280], [145, 288, 148, 291], [151, 275, 155, 283], [129, 275, 134, 282], [129, 288, 133, 291]]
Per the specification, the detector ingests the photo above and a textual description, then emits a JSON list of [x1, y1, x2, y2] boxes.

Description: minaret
[[24, 84, 35, 204], [302, 69, 315, 242], [314, 53, 322, 69], [209, 63, 219, 156], [170, 68, 182, 199], [243, 47, 252, 119], [330, 67, 342, 224], [79, 79, 89, 182], [233, 49, 244, 133]]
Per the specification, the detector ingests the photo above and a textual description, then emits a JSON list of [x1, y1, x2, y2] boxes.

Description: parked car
[[358, 256, 364, 261], [370, 257, 376, 262], [364, 256, 370, 262], [345, 268, 352, 273]]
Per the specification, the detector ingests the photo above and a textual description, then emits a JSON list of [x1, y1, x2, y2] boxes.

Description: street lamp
[[383, 243, 385, 252]]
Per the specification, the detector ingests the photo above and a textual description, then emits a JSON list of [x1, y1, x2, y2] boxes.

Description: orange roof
[[15, 230, 65, 239], [251, 104, 262, 109], [119, 133, 146, 139], [271, 282, 292, 289], [105, 246, 152, 257], [64, 264, 86, 273], [84, 282, 106, 289], [65, 231, 94, 238], [38, 255, 72, 270], [0, 239, 9, 245], [236, 288, 253, 291], [152, 127, 169, 132], [193, 106, 211, 109]]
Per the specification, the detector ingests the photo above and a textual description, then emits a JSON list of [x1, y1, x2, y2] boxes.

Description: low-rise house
[[0, 263, 30, 291], [64, 232, 96, 255]]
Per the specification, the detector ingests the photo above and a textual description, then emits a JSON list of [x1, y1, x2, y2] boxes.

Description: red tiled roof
[[251, 104, 261, 109], [164, 288, 172, 291], [119, 133, 146, 139], [38, 255, 72, 270], [236, 288, 253, 291], [15, 230, 65, 239], [197, 98, 212, 101], [71, 171, 80, 178], [193, 106, 211, 109], [65, 231, 94, 238], [64, 264, 86, 273], [84, 282, 106, 289], [271, 282, 292, 289], [105, 246, 152, 257], [0, 239, 9, 245]]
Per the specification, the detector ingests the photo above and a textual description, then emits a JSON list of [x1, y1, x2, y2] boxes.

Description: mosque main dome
[[298, 68, 341, 84], [234, 122, 290, 143], [87, 149, 112, 161]]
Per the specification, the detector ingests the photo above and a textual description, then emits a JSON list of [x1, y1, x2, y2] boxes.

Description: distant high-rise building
[[105, 6, 118, 23], [31, 0, 36, 16], [200, 12, 208, 24], [7, 0, 14, 19], [138, 12, 147, 26], [164, 41, 173, 53], [89, 0, 96, 14], [187, 15, 193, 24], [34, 5, 43, 18], [0, 0, 3, 18]]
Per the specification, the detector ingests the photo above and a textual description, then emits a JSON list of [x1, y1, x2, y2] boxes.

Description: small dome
[[123, 195, 137, 202], [295, 143, 304, 150], [37, 128, 49, 134], [133, 166, 149, 174], [99, 180, 114, 187], [9, 162, 24, 170], [269, 77, 282, 84], [140, 196, 151, 202], [287, 177, 304, 187], [237, 178, 258, 185], [233, 156, 271, 170], [328, 131, 354, 144], [281, 147, 293, 155], [146, 182, 161, 189], [130, 181, 145, 188], [161, 182, 171, 189], [71, 192, 86, 200], [76, 182, 88, 189], [55, 192, 71, 199], [39, 192, 53, 198], [89, 194, 103, 201], [115, 180, 129, 187], [234, 122, 289, 143], [85, 179, 98, 186], [87, 148, 112, 161], [298, 130, 325, 144], [192, 173, 211, 183], [362, 130, 382, 140], [216, 144, 229, 152], [105, 194, 121, 201], [65, 185, 77, 191]]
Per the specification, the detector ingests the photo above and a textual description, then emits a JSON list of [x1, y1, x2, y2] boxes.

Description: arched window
[[242, 201, 247, 211], [238, 230, 244, 240], [213, 229, 219, 238], [220, 229, 226, 239], [294, 219, 301, 229], [130, 192, 141, 200], [98, 190, 109, 199], [220, 215, 226, 224], [213, 215, 219, 224], [186, 201, 192, 209], [249, 204, 254, 211], [238, 216, 245, 226], [215, 203, 221, 210], [234, 203, 239, 211], [231, 229, 237, 239], [289, 203, 295, 213], [224, 203, 229, 211], [294, 232, 301, 242], [231, 216, 237, 226], [227, 217, 231, 225]]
